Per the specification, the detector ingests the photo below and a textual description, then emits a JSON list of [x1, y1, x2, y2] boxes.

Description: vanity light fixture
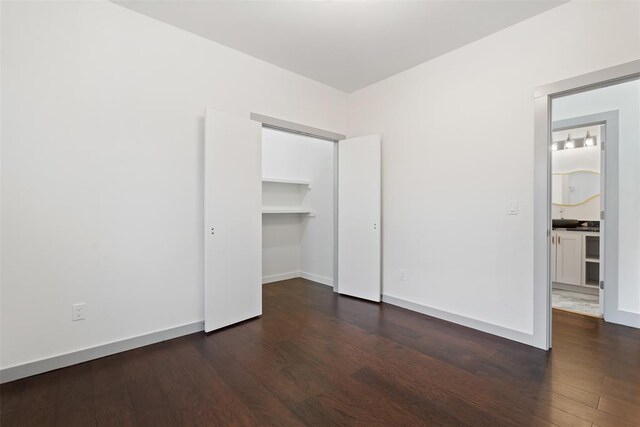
[[551, 142, 558, 151], [584, 131, 595, 146], [565, 134, 575, 149]]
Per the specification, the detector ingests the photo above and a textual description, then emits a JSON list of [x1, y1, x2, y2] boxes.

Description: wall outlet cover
[[72, 303, 86, 321]]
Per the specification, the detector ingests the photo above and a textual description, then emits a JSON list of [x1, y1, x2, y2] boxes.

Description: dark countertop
[[553, 227, 600, 232]]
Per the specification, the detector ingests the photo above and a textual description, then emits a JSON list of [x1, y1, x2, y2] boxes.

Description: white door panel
[[204, 110, 262, 332], [338, 135, 381, 302], [551, 232, 557, 283], [599, 134, 605, 317]]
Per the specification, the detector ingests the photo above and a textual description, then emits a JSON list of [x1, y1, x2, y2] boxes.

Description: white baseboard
[[382, 294, 534, 347], [0, 321, 204, 384], [262, 271, 301, 284], [1, 292, 541, 384], [607, 309, 640, 329], [300, 272, 333, 287], [263, 271, 333, 287]]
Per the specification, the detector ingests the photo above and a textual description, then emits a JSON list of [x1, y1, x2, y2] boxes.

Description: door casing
[[551, 114, 613, 319], [250, 113, 346, 292], [533, 60, 640, 350]]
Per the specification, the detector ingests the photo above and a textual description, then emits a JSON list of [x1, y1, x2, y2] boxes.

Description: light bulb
[[552, 143, 558, 151], [584, 132, 595, 146], [565, 134, 574, 149]]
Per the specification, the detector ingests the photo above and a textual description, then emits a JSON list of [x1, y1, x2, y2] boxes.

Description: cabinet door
[[556, 232, 582, 286], [550, 232, 557, 282]]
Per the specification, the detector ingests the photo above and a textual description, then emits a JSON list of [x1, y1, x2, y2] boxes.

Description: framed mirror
[[551, 170, 600, 206]]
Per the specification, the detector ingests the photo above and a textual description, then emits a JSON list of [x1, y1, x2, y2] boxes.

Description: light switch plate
[[507, 200, 518, 215]]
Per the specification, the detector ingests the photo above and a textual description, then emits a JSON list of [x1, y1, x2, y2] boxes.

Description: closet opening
[[261, 126, 338, 290], [204, 109, 381, 332]]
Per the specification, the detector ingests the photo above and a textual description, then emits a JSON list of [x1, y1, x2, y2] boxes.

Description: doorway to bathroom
[[533, 61, 640, 350], [549, 78, 640, 327], [550, 120, 604, 318]]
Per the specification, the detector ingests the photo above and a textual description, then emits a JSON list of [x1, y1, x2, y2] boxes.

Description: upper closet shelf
[[262, 207, 316, 216], [262, 177, 312, 189]]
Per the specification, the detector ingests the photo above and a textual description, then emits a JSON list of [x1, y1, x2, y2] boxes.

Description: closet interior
[[261, 128, 335, 287]]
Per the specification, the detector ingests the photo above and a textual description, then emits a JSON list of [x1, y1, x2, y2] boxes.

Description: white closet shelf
[[262, 178, 312, 189], [262, 207, 315, 215]]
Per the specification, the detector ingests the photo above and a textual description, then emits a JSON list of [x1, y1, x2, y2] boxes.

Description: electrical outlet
[[72, 303, 86, 321], [399, 269, 407, 282]]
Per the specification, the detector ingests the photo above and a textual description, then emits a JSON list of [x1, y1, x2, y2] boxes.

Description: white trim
[[534, 60, 640, 98], [300, 272, 333, 287], [0, 321, 204, 384], [607, 309, 640, 329], [250, 112, 345, 142], [333, 140, 340, 293], [262, 271, 302, 284], [533, 94, 552, 350], [382, 295, 534, 346], [262, 271, 334, 287]]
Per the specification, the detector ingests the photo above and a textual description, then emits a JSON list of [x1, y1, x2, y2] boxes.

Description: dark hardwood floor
[[2, 278, 639, 426]]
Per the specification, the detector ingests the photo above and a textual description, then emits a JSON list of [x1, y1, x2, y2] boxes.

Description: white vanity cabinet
[[551, 230, 600, 291], [555, 232, 583, 286]]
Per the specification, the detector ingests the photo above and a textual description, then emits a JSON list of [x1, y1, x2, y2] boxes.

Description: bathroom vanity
[[551, 226, 600, 295]]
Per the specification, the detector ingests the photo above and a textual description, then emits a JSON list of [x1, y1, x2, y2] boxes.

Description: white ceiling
[[115, 0, 566, 93]]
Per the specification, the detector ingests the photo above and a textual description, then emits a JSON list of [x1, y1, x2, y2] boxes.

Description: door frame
[[533, 59, 640, 350], [250, 113, 346, 292], [551, 113, 615, 318]]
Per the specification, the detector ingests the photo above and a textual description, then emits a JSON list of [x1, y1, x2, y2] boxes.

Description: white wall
[[553, 80, 640, 316], [347, 1, 639, 341], [1, 1, 347, 370], [2, 0, 638, 375], [261, 128, 334, 284]]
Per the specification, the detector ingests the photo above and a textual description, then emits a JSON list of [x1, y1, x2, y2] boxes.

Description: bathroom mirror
[[552, 170, 600, 206]]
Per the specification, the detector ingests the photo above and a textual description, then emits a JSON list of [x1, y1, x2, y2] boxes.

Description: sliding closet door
[[204, 109, 262, 332], [338, 135, 381, 302]]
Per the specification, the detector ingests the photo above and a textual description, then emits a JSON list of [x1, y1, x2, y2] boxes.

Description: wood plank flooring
[[2, 278, 639, 426]]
